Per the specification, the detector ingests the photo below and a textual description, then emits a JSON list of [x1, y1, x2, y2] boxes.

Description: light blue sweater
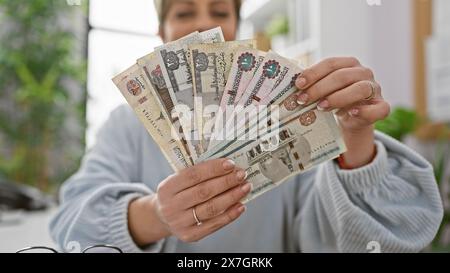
[[49, 105, 443, 253]]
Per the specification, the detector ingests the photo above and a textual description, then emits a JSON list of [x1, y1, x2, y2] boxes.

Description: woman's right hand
[[128, 158, 251, 245]]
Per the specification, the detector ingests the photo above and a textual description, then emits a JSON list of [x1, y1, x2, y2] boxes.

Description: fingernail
[[349, 108, 359, 116], [297, 93, 309, 105], [223, 159, 235, 171], [241, 183, 251, 193], [237, 204, 246, 213], [236, 170, 246, 180], [317, 100, 330, 111], [296, 77, 307, 88]]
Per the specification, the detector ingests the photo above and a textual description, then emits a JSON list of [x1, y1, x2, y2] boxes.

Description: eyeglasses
[[16, 245, 123, 253]]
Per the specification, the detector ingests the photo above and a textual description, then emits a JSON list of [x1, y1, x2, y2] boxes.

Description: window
[[240, 0, 321, 64], [87, 0, 162, 148]]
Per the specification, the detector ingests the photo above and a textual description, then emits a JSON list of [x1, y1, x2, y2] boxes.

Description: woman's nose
[[195, 15, 219, 33]]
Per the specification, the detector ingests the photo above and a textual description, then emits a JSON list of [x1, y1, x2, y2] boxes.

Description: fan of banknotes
[[113, 27, 346, 202]]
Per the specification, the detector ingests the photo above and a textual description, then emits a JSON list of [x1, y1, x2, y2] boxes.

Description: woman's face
[[159, 0, 238, 42]]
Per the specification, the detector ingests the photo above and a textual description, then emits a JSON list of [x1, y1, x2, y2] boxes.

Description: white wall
[[320, 0, 414, 108], [371, 0, 414, 108]]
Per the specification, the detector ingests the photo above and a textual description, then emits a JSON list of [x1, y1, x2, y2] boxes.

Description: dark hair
[[158, 0, 242, 24]]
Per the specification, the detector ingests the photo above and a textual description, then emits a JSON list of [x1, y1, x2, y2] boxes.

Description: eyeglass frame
[[16, 244, 123, 253]]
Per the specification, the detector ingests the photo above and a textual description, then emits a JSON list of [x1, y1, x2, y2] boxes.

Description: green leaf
[[0, 0, 87, 190], [375, 107, 419, 141]]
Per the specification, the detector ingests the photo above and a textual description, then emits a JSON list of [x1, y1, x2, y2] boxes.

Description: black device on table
[[0, 179, 51, 211]]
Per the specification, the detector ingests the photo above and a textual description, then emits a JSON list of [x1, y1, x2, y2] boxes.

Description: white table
[[0, 208, 57, 253]]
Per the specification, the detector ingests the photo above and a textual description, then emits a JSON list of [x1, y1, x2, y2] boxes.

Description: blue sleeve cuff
[[333, 140, 389, 195], [107, 193, 165, 253]]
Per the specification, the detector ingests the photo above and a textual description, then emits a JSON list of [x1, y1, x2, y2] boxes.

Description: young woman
[[50, 0, 443, 252]]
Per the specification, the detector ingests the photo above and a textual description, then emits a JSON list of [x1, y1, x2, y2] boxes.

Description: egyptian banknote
[[208, 48, 266, 150], [113, 64, 193, 171], [137, 52, 200, 161], [189, 39, 257, 150], [156, 27, 225, 159], [200, 106, 347, 202], [208, 52, 303, 153], [114, 27, 347, 204]]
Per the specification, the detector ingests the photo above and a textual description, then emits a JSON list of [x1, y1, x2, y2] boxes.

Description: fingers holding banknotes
[[121, 28, 350, 246], [155, 158, 250, 243], [295, 57, 389, 132]]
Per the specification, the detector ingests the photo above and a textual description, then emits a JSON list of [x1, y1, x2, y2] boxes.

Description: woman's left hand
[[295, 57, 391, 169]]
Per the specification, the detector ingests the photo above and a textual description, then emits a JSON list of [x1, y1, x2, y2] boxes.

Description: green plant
[[375, 107, 419, 141], [265, 15, 289, 38], [0, 0, 87, 192]]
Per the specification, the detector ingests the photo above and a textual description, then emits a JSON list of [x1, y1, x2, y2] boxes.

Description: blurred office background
[[0, 0, 449, 252]]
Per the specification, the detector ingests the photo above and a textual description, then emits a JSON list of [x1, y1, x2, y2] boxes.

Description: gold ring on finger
[[365, 81, 376, 101], [192, 207, 202, 226]]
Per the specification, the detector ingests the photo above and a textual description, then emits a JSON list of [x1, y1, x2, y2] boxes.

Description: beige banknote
[[156, 27, 225, 159], [198, 27, 225, 43], [236, 51, 296, 108], [209, 48, 266, 150], [137, 52, 197, 160], [189, 39, 257, 150], [256, 61, 303, 107], [198, 100, 315, 162], [112, 64, 193, 171], [138, 52, 176, 116], [223, 64, 305, 143], [229, 59, 303, 141], [209, 52, 301, 152], [154, 31, 199, 51], [201, 106, 347, 202], [199, 95, 326, 162], [219, 48, 266, 110]]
